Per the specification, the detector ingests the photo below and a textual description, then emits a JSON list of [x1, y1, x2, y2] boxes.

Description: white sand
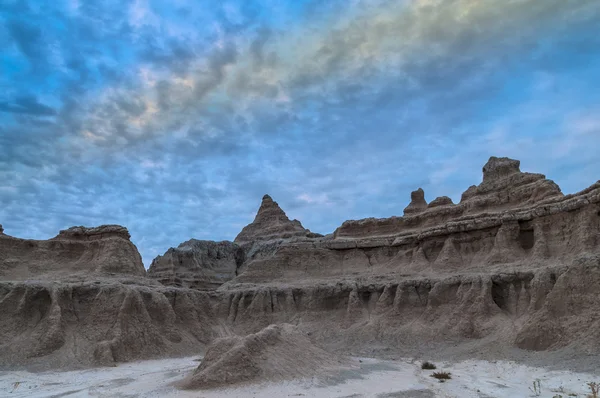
[[1, 356, 598, 398]]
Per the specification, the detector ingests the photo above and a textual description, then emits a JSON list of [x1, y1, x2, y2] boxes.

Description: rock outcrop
[[147, 240, 245, 290], [404, 188, 428, 215], [0, 225, 146, 280], [460, 156, 562, 212], [234, 195, 319, 245], [428, 196, 453, 208]]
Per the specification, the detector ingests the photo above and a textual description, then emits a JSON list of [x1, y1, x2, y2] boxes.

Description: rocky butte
[[1, 156, 599, 382]]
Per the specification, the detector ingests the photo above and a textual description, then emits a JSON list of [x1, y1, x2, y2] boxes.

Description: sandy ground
[[1, 356, 599, 398]]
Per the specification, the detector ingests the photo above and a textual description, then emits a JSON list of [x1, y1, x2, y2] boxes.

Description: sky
[[1, 0, 599, 266]]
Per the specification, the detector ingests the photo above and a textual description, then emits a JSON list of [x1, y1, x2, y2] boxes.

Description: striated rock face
[[148, 240, 245, 290], [216, 254, 600, 356], [212, 256, 600, 358], [234, 195, 319, 245], [0, 280, 217, 370], [404, 188, 428, 215], [0, 225, 146, 280]]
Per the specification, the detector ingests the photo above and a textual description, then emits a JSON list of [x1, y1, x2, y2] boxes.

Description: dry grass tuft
[[431, 371, 451, 381], [421, 361, 436, 370]]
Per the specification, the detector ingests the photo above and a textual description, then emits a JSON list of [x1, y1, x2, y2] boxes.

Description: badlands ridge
[[1, 156, 599, 386]]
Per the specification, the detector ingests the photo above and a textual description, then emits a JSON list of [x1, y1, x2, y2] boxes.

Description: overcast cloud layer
[[1, 0, 599, 265]]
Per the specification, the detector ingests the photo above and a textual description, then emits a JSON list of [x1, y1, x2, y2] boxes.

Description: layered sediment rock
[[148, 240, 245, 290], [217, 156, 600, 358], [0, 280, 217, 370], [234, 194, 320, 245], [0, 225, 145, 280], [460, 156, 562, 212], [2, 156, 599, 373], [335, 156, 567, 239], [211, 255, 600, 357]]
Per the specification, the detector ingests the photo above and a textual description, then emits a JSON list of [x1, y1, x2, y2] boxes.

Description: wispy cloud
[[1, 0, 599, 265]]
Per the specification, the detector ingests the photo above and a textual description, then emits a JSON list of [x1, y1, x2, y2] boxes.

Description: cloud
[[0, 95, 56, 116], [7, 20, 44, 62], [1, 0, 599, 266], [55, 0, 596, 156]]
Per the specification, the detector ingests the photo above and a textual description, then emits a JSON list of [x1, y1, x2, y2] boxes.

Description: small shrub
[[421, 361, 437, 370], [431, 371, 451, 380], [529, 379, 542, 396], [589, 381, 599, 398]]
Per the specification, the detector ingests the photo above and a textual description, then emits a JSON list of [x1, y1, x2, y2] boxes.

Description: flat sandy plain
[[1, 356, 599, 398]]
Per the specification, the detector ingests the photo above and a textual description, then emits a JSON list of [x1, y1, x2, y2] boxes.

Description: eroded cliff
[[215, 156, 600, 359], [0, 225, 146, 280], [1, 156, 599, 371]]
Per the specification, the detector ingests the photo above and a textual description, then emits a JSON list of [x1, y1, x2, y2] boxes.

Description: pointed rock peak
[[482, 156, 521, 183], [255, 194, 288, 221], [411, 188, 425, 201], [404, 188, 428, 215], [0, 224, 3, 234], [235, 195, 318, 244]]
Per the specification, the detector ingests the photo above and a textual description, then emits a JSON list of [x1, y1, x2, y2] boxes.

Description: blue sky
[[1, 0, 599, 266]]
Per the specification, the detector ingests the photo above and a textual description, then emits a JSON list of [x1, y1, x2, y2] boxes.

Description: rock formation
[[0, 279, 218, 370], [214, 156, 600, 360], [147, 240, 245, 290], [0, 225, 146, 280], [179, 324, 349, 389], [1, 156, 600, 377], [460, 156, 562, 212], [404, 188, 428, 215], [234, 194, 320, 245], [428, 196, 453, 208], [335, 156, 566, 239]]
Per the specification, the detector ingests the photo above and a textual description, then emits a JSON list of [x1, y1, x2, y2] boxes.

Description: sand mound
[[179, 323, 350, 389]]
